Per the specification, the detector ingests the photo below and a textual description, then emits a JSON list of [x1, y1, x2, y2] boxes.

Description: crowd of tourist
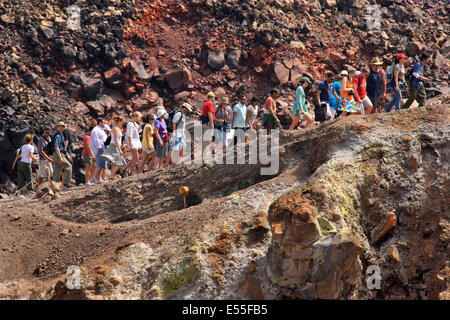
[[10, 52, 431, 198]]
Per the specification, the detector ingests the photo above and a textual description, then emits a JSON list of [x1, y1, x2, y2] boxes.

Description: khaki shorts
[[37, 159, 53, 178]]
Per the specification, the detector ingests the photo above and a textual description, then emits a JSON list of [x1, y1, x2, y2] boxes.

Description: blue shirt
[[411, 61, 424, 87], [233, 103, 247, 128], [318, 80, 333, 103], [293, 86, 306, 113], [53, 132, 66, 153], [329, 81, 341, 110]]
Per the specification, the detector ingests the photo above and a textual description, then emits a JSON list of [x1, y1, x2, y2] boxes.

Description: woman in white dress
[[101, 115, 127, 180]]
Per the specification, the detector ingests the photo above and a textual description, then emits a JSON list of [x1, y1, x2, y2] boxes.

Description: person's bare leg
[[289, 116, 300, 131], [148, 152, 155, 171], [109, 165, 120, 180], [365, 105, 373, 115], [165, 150, 172, 167], [129, 149, 138, 175], [138, 153, 150, 173], [339, 111, 348, 117], [304, 115, 313, 128]]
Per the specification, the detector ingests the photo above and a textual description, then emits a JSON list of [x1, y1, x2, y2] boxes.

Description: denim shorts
[[169, 138, 186, 152], [96, 149, 107, 168]]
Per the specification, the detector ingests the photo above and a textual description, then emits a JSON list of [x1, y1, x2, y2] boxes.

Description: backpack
[[43, 132, 59, 156], [385, 64, 396, 82], [405, 66, 414, 82], [104, 135, 111, 147], [166, 109, 182, 133]]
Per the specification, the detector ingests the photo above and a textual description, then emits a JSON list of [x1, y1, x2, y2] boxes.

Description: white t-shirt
[[126, 122, 142, 149], [20, 144, 35, 164], [90, 125, 107, 156], [172, 111, 186, 139], [246, 104, 259, 128]]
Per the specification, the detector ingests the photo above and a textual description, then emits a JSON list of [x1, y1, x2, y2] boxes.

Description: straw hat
[[55, 121, 66, 128], [219, 96, 229, 104], [181, 102, 193, 112], [371, 57, 383, 65]]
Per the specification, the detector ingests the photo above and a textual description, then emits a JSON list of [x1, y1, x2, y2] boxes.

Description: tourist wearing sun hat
[[166, 102, 193, 166], [339, 68, 361, 116], [153, 107, 169, 169], [367, 57, 387, 113], [385, 53, 408, 112], [52, 121, 73, 188]]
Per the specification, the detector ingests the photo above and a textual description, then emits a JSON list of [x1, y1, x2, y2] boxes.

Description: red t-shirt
[[353, 76, 367, 100], [201, 100, 215, 120], [82, 133, 91, 155]]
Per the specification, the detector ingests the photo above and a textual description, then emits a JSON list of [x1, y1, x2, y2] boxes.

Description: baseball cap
[[301, 76, 312, 84], [103, 125, 111, 131], [397, 53, 408, 59], [339, 70, 348, 76]]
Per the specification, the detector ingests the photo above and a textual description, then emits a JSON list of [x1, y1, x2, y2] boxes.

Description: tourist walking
[[11, 134, 39, 198], [36, 127, 53, 185], [122, 111, 142, 176], [402, 52, 430, 109], [137, 114, 156, 173], [385, 53, 408, 112], [214, 97, 233, 151], [353, 67, 373, 114], [167, 102, 192, 165], [366, 57, 386, 114], [82, 120, 97, 185], [101, 115, 128, 180], [262, 89, 281, 132], [154, 107, 170, 169], [289, 77, 313, 130], [232, 95, 247, 145], [52, 122, 73, 188], [338, 69, 360, 116]]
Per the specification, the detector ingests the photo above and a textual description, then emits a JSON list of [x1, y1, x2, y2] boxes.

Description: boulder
[[406, 42, 424, 57], [84, 78, 104, 100], [104, 67, 122, 86], [164, 67, 192, 93], [207, 51, 226, 70], [129, 60, 150, 80], [69, 71, 88, 87], [73, 102, 89, 115], [59, 45, 77, 67], [269, 61, 290, 85]]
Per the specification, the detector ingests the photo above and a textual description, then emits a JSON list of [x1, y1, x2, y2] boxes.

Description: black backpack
[[405, 66, 414, 82], [43, 132, 59, 156], [166, 110, 182, 133]]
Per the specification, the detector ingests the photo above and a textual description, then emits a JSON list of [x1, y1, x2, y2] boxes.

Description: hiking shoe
[[16, 195, 26, 200], [85, 181, 94, 186]]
